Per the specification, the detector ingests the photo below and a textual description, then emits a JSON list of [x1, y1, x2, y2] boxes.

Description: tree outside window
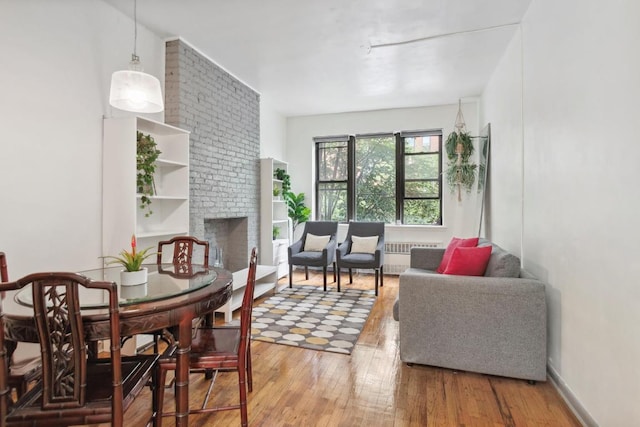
[[315, 130, 442, 225]]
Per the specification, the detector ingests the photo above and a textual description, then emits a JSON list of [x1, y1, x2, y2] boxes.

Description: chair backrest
[[0, 252, 7, 282], [345, 221, 385, 243], [302, 221, 338, 242], [0, 273, 123, 424], [157, 236, 210, 265], [239, 248, 258, 357]]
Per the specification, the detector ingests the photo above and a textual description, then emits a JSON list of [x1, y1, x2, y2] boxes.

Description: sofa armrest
[[398, 271, 547, 381], [409, 247, 445, 270]]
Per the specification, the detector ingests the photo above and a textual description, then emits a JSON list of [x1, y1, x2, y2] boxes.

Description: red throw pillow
[[436, 237, 479, 273], [443, 246, 492, 276]]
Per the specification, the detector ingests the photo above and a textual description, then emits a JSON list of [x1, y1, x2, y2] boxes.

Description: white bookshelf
[[102, 116, 190, 261], [260, 158, 291, 279]]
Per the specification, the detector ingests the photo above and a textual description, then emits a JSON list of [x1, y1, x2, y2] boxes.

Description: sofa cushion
[[484, 245, 521, 277], [443, 246, 492, 276], [436, 237, 479, 273]]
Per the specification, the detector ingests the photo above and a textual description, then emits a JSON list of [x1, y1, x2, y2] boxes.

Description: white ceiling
[[102, 0, 532, 117]]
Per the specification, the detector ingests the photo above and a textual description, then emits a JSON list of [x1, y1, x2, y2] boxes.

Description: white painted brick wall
[[165, 40, 261, 270]]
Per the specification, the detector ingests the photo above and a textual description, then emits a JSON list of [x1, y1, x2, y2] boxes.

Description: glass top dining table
[[14, 263, 218, 310], [4, 263, 233, 427]]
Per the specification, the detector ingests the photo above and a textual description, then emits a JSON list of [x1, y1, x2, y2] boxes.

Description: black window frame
[[315, 129, 443, 225]]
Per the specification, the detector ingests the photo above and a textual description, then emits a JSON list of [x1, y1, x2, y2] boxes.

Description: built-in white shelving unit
[[260, 158, 291, 279], [215, 265, 278, 322], [102, 116, 190, 262]]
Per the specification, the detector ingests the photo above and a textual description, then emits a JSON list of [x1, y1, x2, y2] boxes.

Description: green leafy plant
[[137, 131, 162, 217], [103, 235, 155, 272], [272, 225, 281, 240], [445, 131, 477, 200], [285, 191, 311, 229], [273, 184, 281, 197], [274, 168, 291, 193]]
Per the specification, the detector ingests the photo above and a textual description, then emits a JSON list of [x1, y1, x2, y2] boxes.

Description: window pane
[[404, 199, 441, 225], [318, 141, 348, 181], [404, 135, 440, 154], [355, 136, 395, 222], [405, 181, 439, 198], [318, 182, 347, 222], [405, 153, 439, 179]]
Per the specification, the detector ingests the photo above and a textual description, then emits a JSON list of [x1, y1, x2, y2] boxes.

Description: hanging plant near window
[[137, 131, 162, 217], [445, 100, 477, 201]]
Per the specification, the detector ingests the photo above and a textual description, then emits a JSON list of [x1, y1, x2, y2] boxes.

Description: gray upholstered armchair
[[288, 221, 339, 291], [336, 221, 385, 295]]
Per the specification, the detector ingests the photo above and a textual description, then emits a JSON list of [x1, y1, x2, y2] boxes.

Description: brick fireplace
[[164, 39, 260, 272]]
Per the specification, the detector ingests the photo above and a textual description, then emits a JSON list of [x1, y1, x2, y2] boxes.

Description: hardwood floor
[[121, 271, 582, 426]]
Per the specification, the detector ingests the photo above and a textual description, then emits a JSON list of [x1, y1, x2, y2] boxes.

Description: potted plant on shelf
[[273, 184, 281, 199], [274, 168, 291, 193], [137, 131, 162, 217], [103, 235, 155, 286]]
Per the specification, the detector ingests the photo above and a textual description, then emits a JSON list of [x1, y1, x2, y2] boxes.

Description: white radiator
[[383, 241, 442, 275]]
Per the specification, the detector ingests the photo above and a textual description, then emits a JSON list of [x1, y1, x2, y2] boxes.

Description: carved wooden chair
[[149, 236, 211, 352], [0, 252, 42, 403], [336, 221, 385, 296], [0, 272, 158, 426], [154, 248, 258, 427], [157, 236, 209, 266], [287, 221, 339, 291]]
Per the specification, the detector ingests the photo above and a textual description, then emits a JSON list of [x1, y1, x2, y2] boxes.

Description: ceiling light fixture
[[109, 0, 164, 113], [368, 22, 519, 52]]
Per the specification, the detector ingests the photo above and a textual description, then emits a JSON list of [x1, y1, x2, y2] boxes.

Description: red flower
[[131, 234, 137, 257]]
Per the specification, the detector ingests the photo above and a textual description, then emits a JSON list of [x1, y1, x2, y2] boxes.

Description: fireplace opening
[[204, 217, 248, 273]]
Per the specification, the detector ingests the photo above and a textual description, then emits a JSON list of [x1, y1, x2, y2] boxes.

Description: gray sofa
[[394, 241, 547, 381]]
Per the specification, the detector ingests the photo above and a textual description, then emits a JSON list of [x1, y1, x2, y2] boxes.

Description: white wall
[[0, 0, 165, 278], [285, 102, 481, 244], [480, 0, 640, 425], [480, 31, 524, 257], [259, 96, 287, 160]]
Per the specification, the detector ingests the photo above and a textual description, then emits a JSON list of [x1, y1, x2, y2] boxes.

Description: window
[[316, 136, 350, 222], [315, 130, 442, 225]]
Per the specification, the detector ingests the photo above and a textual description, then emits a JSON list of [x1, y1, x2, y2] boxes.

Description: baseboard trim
[[547, 364, 598, 427]]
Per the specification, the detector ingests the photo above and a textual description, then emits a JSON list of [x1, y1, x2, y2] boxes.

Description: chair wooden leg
[[380, 265, 384, 287], [247, 345, 253, 393], [349, 268, 353, 284], [322, 266, 327, 291], [155, 365, 169, 427], [305, 266, 309, 280], [336, 266, 341, 291], [289, 264, 293, 288], [332, 262, 336, 282], [238, 363, 248, 427]]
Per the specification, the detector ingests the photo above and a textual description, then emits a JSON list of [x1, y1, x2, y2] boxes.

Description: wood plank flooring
[[120, 271, 582, 427]]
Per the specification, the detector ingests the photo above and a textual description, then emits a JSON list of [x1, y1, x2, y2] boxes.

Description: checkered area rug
[[251, 285, 376, 354]]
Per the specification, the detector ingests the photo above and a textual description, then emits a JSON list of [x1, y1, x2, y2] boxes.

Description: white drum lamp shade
[[109, 0, 164, 114], [109, 69, 164, 113]]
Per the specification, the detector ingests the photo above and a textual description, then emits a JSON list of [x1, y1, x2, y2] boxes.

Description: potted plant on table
[[103, 235, 156, 286]]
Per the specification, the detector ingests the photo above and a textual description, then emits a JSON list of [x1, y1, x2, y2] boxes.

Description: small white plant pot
[[120, 282, 148, 299], [120, 267, 148, 286]]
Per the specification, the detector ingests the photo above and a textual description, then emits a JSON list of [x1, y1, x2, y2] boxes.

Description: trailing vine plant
[[136, 131, 162, 217], [274, 168, 291, 193], [445, 130, 477, 202]]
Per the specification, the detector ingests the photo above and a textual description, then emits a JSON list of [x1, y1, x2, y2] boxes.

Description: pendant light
[[109, 0, 164, 113]]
